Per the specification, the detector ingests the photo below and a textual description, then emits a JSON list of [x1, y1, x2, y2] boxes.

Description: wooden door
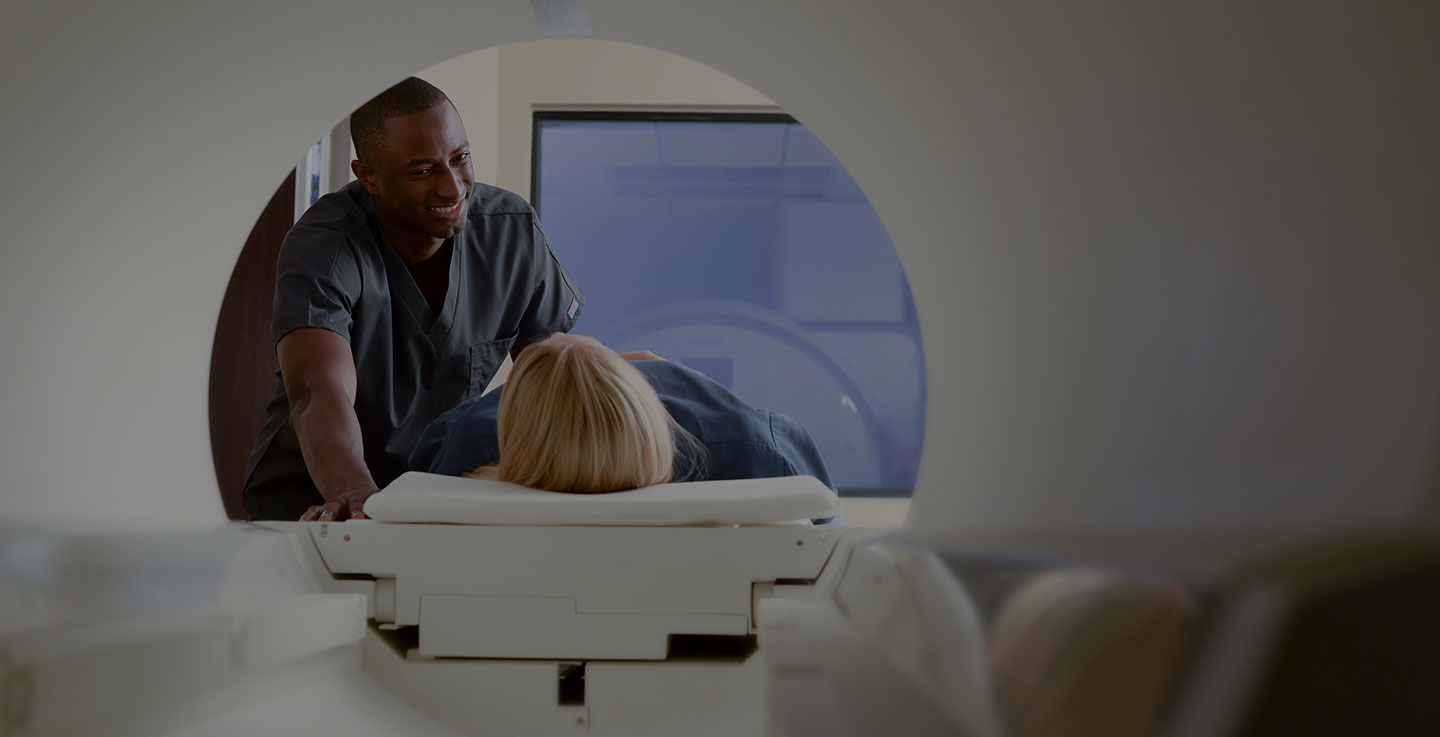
[[209, 171, 294, 519]]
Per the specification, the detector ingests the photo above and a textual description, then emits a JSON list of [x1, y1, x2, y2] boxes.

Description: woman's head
[[480, 333, 675, 492]]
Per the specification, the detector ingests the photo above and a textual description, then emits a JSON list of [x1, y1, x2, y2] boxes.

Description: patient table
[[2, 474, 983, 736], [259, 472, 859, 735], [11, 472, 1435, 737]]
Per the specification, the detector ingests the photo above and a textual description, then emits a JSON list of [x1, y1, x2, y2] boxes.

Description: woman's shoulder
[[631, 361, 773, 444], [632, 360, 732, 399], [408, 391, 504, 474]]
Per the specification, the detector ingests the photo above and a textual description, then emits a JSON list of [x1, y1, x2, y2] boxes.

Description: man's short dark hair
[[350, 77, 454, 162]]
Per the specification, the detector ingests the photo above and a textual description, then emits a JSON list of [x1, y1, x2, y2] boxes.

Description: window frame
[[530, 110, 923, 498], [530, 110, 801, 208]]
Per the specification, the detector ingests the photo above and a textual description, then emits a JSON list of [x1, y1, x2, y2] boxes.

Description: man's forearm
[[290, 391, 378, 502]]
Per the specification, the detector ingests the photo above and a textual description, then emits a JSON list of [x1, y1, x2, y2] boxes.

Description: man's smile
[[427, 201, 466, 217]]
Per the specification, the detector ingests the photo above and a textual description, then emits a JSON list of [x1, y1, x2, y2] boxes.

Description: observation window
[[533, 112, 924, 496]]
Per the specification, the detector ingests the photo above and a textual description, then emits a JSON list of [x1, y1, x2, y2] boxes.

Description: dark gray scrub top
[[242, 180, 584, 494]]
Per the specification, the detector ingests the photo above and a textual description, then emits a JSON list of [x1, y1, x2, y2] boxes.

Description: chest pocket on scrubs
[[468, 334, 516, 400]]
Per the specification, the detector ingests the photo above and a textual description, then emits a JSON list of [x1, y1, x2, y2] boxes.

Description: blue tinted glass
[[536, 116, 924, 495]]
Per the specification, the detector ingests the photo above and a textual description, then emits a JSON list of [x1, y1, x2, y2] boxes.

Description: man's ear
[[352, 159, 380, 195]]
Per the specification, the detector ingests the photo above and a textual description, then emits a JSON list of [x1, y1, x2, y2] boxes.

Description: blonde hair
[[465, 333, 678, 492], [988, 569, 1198, 737]]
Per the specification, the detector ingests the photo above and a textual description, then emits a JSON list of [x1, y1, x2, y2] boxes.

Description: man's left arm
[[511, 212, 585, 359]]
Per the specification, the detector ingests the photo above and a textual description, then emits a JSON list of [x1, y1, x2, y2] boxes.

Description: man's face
[[355, 103, 474, 245]]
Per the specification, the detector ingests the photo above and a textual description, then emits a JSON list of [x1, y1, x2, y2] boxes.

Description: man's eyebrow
[[401, 144, 470, 170]]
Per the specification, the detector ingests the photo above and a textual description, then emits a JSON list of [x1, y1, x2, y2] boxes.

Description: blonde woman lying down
[[410, 333, 842, 524]]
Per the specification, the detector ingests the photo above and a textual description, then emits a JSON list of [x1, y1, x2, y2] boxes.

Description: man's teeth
[[428, 203, 461, 213]]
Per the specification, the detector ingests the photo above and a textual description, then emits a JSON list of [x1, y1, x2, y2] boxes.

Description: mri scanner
[[3, 1, 1440, 735]]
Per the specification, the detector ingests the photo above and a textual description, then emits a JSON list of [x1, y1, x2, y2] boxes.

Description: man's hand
[[279, 328, 381, 521], [617, 349, 665, 361], [300, 488, 378, 521]]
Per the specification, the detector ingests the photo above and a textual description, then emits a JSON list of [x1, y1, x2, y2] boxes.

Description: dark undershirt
[[405, 239, 453, 317]]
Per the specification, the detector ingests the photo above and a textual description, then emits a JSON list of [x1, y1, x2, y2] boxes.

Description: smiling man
[[241, 77, 585, 521]]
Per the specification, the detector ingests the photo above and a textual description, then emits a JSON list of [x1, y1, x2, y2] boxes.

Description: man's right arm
[[278, 327, 378, 521]]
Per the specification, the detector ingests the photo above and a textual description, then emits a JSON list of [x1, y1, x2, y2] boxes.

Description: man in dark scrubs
[[241, 77, 585, 521]]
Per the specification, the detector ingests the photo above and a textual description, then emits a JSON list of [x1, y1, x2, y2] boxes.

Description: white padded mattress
[[363, 472, 839, 526]]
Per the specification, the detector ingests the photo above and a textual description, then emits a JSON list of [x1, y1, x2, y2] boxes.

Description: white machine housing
[[275, 473, 843, 662]]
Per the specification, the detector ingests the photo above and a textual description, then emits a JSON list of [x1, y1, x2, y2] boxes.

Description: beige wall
[[421, 39, 777, 198]]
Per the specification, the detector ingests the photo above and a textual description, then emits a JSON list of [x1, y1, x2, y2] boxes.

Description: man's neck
[[376, 214, 444, 266]]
